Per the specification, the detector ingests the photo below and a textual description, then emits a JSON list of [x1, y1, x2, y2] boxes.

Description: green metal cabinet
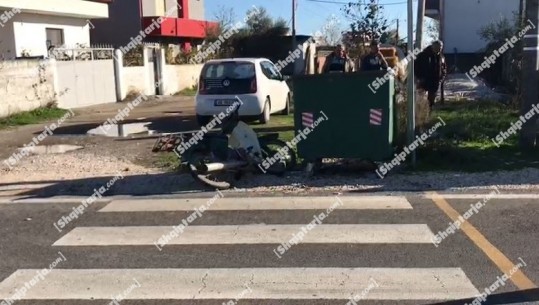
[[292, 71, 395, 162]]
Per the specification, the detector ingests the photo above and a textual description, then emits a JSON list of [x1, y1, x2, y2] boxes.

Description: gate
[[144, 44, 164, 95], [52, 47, 117, 108]]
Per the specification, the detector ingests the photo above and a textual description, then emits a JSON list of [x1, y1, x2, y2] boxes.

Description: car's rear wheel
[[196, 115, 212, 127], [259, 98, 270, 124], [280, 94, 291, 115]]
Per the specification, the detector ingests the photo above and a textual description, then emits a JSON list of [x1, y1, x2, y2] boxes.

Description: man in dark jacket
[[322, 44, 354, 73], [361, 40, 389, 71], [414, 40, 447, 109]]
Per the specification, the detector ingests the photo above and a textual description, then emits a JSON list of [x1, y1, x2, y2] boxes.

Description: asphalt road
[[0, 193, 537, 305]]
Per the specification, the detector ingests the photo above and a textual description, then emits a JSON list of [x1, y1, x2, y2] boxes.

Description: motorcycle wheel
[[187, 154, 233, 190]]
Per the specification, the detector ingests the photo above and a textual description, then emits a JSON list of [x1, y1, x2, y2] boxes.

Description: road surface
[[0, 193, 537, 304]]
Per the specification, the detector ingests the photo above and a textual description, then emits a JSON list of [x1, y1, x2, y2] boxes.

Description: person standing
[[414, 40, 447, 109], [322, 44, 354, 73], [360, 40, 389, 71]]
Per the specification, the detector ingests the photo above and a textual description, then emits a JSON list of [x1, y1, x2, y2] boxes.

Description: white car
[[195, 58, 291, 126]]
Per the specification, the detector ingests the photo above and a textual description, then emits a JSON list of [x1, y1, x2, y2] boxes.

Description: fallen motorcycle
[[177, 105, 296, 189]]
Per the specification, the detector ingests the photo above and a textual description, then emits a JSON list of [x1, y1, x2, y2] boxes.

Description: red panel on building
[[176, 19, 218, 39]]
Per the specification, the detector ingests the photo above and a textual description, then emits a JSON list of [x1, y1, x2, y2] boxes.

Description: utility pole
[[396, 19, 399, 46], [291, 0, 297, 75], [520, 0, 526, 25], [407, 0, 416, 166], [292, 0, 297, 68], [416, 0, 426, 50], [521, 0, 539, 150]]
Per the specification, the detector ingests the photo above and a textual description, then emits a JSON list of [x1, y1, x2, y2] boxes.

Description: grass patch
[[416, 100, 539, 172], [175, 86, 197, 96], [155, 152, 182, 172], [0, 107, 71, 129], [252, 114, 295, 142]]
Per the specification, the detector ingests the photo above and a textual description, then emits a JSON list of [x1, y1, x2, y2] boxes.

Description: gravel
[[2, 151, 539, 196]]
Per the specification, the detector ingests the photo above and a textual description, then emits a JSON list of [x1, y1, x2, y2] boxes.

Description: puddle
[[17, 145, 83, 155], [87, 122, 156, 137]]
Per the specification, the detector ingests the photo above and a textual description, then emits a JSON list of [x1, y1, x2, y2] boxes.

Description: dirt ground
[[2, 95, 539, 198], [0, 96, 196, 190]]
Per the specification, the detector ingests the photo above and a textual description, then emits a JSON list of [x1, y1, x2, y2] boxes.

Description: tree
[[245, 7, 272, 34], [185, 7, 290, 63], [341, 0, 390, 50], [380, 28, 400, 45], [479, 14, 518, 45], [213, 5, 236, 33], [265, 17, 289, 36], [425, 18, 440, 42], [319, 15, 343, 46], [478, 13, 523, 96]]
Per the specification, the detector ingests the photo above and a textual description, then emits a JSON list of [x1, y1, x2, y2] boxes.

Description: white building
[[0, 0, 109, 59], [427, 0, 520, 54]]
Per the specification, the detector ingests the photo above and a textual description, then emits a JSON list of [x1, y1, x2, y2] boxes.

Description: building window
[[46, 28, 64, 48]]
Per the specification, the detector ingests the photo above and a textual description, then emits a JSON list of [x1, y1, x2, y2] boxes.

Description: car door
[[260, 61, 285, 112], [268, 61, 290, 108]]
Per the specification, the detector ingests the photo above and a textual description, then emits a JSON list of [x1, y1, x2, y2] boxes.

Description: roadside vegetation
[[416, 100, 539, 172], [155, 152, 182, 172], [244, 99, 539, 173], [0, 106, 70, 129], [175, 85, 198, 96]]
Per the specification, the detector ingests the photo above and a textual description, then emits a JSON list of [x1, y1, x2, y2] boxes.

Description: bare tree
[[425, 18, 440, 42], [213, 5, 237, 33], [320, 15, 343, 46]]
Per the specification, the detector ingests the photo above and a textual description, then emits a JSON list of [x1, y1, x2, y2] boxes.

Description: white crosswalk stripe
[[52, 224, 436, 246], [0, 268, 478, 300], [98, 196, 413, 212], [0, 196, 481, 302]]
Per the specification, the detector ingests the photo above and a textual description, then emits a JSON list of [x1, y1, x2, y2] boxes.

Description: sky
[[205, 0, 419, 41]]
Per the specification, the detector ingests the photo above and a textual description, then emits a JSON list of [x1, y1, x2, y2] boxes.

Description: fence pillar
[[156, 47, 165, 95], [113, 49, 124, 101]]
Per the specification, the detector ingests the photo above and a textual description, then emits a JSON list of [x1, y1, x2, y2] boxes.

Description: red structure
[[89, 0, 218, 49], [140, 0, 218, 50]]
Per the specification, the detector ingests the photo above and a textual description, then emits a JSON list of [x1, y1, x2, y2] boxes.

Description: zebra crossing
[[0, 195, 481, 303]]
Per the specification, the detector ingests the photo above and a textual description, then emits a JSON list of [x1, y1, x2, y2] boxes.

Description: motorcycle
[[175, 104, 296, 189]]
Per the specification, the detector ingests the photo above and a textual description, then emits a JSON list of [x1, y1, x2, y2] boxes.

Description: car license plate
[[214, 99, 236, 106]]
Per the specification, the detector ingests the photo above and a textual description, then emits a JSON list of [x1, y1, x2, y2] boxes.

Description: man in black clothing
[[361, 40, 389, 71], [414, 40, 447, 109], [322, 44, 354, 73]]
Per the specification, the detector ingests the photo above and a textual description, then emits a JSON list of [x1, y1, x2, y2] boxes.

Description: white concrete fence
[[0, 46, 202, 118]]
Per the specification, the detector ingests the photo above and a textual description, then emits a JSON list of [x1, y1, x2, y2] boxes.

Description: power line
[[305, 0, 414, 5]]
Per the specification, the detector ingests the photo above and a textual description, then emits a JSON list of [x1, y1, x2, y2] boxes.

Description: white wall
[[162, 64, 202, 95], [10, 13, 91, 58], [120, 64, 202, 98], [122, 66, 154, 97], [142, 0, 164, 17], [0, 0, 108, 19], [118, 47, 202, 99], [189, 0, 205, 20], [0, 47, 203, 117], [165, 0, 179, 17], [443, 0, 519, 53], [0, 59, 56, 118]]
